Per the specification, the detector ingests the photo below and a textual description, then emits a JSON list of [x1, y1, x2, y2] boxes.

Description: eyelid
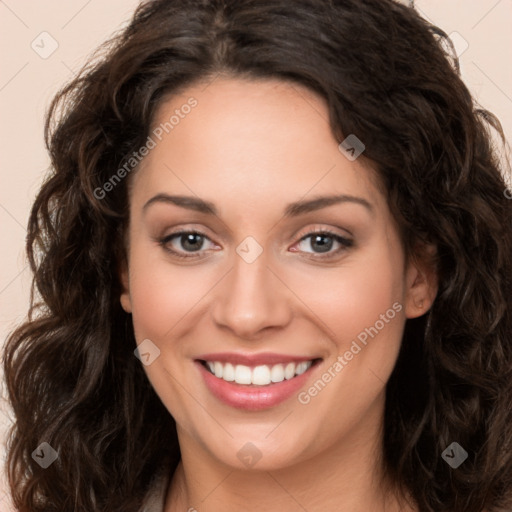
[[293, 224, 353, 242]]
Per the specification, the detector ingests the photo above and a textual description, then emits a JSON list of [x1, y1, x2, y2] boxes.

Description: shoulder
[[139, 461, 171, 512]]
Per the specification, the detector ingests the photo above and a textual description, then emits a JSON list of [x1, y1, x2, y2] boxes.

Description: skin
[[120, 77, 437, 511]]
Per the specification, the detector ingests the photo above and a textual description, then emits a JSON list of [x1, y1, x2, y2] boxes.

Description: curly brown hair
[[3, 0, 512, 511]]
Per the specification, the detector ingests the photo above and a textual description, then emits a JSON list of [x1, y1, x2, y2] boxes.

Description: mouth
[[194, 355, 323, 410], [198, 358, 322, 386]]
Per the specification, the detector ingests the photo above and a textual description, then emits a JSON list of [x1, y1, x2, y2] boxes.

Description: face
[[120, 77, 435, 471]]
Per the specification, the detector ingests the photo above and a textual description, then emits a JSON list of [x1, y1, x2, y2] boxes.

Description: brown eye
[[159, 230, 216, 259], [294, 230, 353, 258]]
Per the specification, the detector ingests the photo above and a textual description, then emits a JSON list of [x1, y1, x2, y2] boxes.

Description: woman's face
[[120, 77, 434, 471]]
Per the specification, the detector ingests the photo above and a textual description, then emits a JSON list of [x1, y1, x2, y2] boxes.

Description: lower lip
[[195, 360, 320, 411]]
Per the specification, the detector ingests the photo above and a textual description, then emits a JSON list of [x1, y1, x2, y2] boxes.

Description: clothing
[[139, 462, 170, 512]]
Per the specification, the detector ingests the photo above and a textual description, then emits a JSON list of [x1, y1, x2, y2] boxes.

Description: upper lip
[[196, 352, 321, 366]]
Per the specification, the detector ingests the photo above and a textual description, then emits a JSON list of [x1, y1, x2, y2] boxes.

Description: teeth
[[214, 361, 223, 378], [204, 360, 314, 386], [270, 364, 285, 383], [284, 362, 295, 380], [234, 364, 252, 384], [223, 362, 235, 381], [295, 362, 310, 375], [252, 365, 271, 385]]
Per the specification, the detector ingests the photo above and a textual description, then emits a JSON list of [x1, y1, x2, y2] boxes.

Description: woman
[[3, 0, 512, 511]]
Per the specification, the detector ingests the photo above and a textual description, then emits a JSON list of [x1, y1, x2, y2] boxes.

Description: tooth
[[252, 365, 271, 385], [206, 361, 215, 374], [284, 362, 296, 380], [214, 361, 223, 378], [234, 364, 252, 385], [295, 361, 312, 375], [270, 364, 285, 383], [223, 362, 235, 381]]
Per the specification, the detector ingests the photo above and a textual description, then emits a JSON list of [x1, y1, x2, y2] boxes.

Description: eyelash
[[157, 228, 353, 261]]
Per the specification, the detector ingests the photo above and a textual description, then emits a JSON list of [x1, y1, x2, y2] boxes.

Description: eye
[[157, 228, 353, 261], [158, 230, 217, 259], [293, 229, 353, 259]]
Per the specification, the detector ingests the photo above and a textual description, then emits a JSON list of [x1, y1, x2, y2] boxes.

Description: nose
[[210, 249, 293, 341]]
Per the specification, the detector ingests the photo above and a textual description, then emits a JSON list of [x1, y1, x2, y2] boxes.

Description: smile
[[195, 354, 323, 410], [202, 360, 315, 386]]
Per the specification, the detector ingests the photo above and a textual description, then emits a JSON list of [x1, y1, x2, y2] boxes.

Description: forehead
[[130, 78, 385, 218]]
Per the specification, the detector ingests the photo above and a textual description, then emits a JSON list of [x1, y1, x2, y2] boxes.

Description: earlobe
[[119, 260, 132, 314], [404, 243, 438, 319], [120, 292, 132, 314]]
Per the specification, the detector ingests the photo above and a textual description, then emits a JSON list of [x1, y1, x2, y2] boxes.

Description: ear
[[404, 242, 438, 319], [119, 257, 132, 314]]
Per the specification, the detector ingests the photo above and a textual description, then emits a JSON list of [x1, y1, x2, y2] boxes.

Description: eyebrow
[[142, 193, 374, 217]]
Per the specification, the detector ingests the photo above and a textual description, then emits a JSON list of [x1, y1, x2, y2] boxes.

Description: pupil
[[182, 233, 203, 251], [312, 234, 333, 253]]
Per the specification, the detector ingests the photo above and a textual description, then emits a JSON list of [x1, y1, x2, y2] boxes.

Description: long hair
[[3, 1, 512, 510]]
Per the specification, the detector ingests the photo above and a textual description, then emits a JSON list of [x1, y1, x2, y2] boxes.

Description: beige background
[[1, 1, 511, 509]]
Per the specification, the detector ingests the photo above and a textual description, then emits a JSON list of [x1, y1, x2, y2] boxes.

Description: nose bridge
[[211, 241, 291, 338]]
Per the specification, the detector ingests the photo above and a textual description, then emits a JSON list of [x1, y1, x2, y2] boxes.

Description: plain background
[[0, 1, 511, 509]]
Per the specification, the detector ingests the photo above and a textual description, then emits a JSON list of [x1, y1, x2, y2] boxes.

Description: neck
[[164, 396, 416, 512]]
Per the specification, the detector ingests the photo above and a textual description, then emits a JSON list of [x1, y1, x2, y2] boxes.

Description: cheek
[[289, 244, 406, 444], [291, 247, 405, 350], [126, 234, 228, 347]]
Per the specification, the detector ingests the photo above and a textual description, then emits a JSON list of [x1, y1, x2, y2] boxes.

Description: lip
[[195, 357, 322, 411]]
